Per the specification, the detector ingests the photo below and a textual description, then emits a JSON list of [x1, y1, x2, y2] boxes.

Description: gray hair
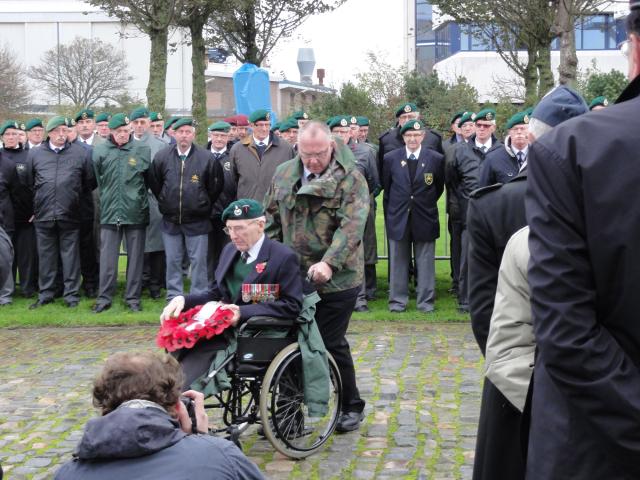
[[528, 117, 552, 140], [298, 121, 331, 144]]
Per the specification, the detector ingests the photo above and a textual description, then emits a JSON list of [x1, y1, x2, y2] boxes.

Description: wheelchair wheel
[[259, 342, 342, 459]]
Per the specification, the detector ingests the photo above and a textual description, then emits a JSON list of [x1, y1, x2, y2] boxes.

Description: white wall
[[0, 0, 193, 111]]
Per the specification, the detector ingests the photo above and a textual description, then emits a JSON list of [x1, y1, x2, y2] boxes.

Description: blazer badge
[[424, 173, 433, 186]]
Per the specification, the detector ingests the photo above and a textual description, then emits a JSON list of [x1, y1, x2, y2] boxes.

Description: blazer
[[382, 146, 444, 242], [184, 236, 302, 322]]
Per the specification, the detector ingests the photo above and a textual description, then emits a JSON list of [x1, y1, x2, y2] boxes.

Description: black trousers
[[315, 287, 365, 413], [448, 217, 463, 291], [207, 218, 229, 288], [143, 252, 166, 293], [35, 221, 81, 303], [12, 222, 38, 296], [79, 218, 99, 293], [473, 379, 526, 480]]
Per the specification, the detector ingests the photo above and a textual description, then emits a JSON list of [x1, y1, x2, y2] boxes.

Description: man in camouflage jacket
[[264, 121, 369, 433]]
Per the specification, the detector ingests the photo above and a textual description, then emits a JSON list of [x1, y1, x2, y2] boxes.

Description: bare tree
[[29, 37, 132, 107], [0, 44, 30, 113], [207, 0, 346, 66]]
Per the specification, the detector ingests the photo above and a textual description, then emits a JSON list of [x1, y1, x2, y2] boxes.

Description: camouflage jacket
[[264, 143, 370, 294]]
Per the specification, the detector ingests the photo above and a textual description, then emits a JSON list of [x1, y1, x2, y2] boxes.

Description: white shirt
[[177, 146, 191, 158], [513, 145, 529, 159], [49, 141, 64, 152], [244, 233, 265, 264], [28, 141, 41, 149], [253, 136, 269, 148], [80, 133, 96, 145], [405, 146, 421, 159], [211, 147, 227, 155], [475, 138, 493, 151]]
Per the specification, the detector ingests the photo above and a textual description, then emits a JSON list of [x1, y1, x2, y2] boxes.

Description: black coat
[[449, 135, 502, 227], [205, 143, 236, 219], [377, 126, 443, 179], [1, 146, 33, 224], [0, 154, 18, 232], [525, 76, 640, 479], [467, 172, 527, 355], [26, 141, 96, 223], [149, 143, 224, 225], [382, 146, 444, 242], [478, 142, 521, 187]]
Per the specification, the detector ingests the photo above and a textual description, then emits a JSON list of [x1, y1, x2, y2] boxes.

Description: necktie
[[54, 148, 61, 154], [307, 173, 316, 182], [213, 152, 221, 160], [256, 142, 266, 159], [241, 252, 250, 263], [481, 146, 487, 154], [179, 154, 186, 162], [517, 151, 525, 167], [408, 154, 416, 161]]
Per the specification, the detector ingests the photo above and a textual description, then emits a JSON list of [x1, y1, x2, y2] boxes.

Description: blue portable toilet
[[233, 63, 276, 125]]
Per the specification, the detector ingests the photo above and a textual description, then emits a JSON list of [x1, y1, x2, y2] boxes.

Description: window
[[416, 0, 435, 42]]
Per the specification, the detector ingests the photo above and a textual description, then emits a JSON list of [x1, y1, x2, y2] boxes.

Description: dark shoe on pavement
[[354, 305, 369, 313], [127, 303, 142, 312], [66, 301, 79, 308], [29, 298, 54, 310], [92, 303, 111, 313], [336, 411, 364, 433]]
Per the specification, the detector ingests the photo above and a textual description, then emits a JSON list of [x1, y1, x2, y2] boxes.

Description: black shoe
[[92, 303, 111, 313], [389, 308, 406, 313], [66, 301, 79, 308], [149, 289, 161, 300], [29, 298, 54, 310], [354, 305, 369, 313], [457, 306, 470, 314], [127, 303, 142, 312], [336, 411, 364, 433]]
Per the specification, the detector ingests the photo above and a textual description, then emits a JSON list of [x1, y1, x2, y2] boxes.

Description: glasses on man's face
[[223, 220, 259, 235], [619, 39, 630, 58], [475, 123, 493, 129]]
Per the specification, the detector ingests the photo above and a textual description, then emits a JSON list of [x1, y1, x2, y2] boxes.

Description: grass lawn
[[0, 197, 468, 327]]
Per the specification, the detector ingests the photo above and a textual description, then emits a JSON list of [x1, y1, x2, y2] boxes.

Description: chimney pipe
[[317, 68, 325, 86]]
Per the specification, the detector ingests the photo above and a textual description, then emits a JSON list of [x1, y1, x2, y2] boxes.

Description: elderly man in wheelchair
[[160, 199, 341, 458]]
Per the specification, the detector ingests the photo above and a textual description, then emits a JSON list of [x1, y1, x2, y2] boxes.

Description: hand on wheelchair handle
[[307, 261, 333, 284], [160, 296, 185, 323]]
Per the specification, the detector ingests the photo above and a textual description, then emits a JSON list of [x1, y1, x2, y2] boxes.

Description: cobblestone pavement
[[0, 322, 482, 479]]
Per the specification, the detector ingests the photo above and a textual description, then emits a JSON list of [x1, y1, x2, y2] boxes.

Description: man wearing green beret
[[264, 121, 369, 432], [377, 102, 443, 180], [355, 116, 375, 150], [279, 118, 299, 149], [449, 108, 502, 313], [382, 120, 445, 314], [149, 112, 167, 142], [206, 121, 236, 278], [160, 198, 303, 387], [589, 95, 609, 111], [229, 109, 295, 202], [92, 113, 151, 313], [26, 116, 96, 309], [130, 106, 170, 300], [74, 108, 103, 147], [1, 120, 38, 302], [163, 117, 178, 146], [149, 117, 224, 302], [479, 110, 530, 187], [292, 110, 309, 129], [25, 118, 45, 150], [95, 113, 111, 139]]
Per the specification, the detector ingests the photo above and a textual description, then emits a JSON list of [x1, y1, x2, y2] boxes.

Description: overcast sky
[[267, 0, 405, 88]]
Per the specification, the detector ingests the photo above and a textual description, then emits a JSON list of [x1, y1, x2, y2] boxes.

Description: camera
[[180, 396, 198, 433]]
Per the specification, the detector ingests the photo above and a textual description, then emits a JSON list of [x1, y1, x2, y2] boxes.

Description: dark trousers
[[35, 221, 81, 303], [12, 222, 38, 296], [207, 219, 229, 289], [315, 287, 365, 413], [472, 379, 526, 480], [143, 252, 166, 294], [97, 226, 145, 307], [79, 218, 99, 294], [174, 334, 229, 389], [448, 217, 462, 292]]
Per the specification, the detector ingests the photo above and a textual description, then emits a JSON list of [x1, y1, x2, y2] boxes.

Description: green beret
[[164, 117, 179, 130], [348, 115, 358, 125], [458, 112, 475, 127], [108, 113, 130, 130], [395, 102, 418, 117], [291, 110, 309, 121], [95, 112, 111, 124], [589, 96, 609, 110], [208, 121, 231, 132], [450, 111, 465, 125], [25, 118, 43, 131], [130, 106, 150, 121], [46, 116, 69, 133], [0, 120, 21, 135], [149, 112, 164, 122], [270, 121, 281, 132], [280, 118, 299, 133], [474, 108, 496, 123], [328, 115, 350, 130], [399, 120, 425, 135], [221, 199, 264, 223], [173, 117, 196, 130], [356, 116, 369, 126], [74, 108, 94, 121], [248, 109, 271, 123], [524, 106, 535, 116], [506, 111, 530, 130]]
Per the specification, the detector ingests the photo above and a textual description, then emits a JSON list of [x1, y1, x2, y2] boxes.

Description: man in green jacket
[[264, 121, 369, 432], [92, 113, 151, 313]]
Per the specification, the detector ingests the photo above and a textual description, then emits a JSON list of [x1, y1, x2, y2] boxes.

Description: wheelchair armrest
[[241, 316, 296, 330]]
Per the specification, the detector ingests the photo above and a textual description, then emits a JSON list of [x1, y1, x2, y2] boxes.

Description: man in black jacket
[[149, 118, 224, 302], [26, 116, 96, 309]]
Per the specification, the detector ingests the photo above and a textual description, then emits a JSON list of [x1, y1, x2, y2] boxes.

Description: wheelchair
[[204, 315, 342, 459]]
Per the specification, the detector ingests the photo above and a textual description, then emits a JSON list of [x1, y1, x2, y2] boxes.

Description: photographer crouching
[[55, 351, 263, 479]]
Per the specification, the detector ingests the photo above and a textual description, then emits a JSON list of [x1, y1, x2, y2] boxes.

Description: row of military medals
[[242, 284, 280, 303]]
